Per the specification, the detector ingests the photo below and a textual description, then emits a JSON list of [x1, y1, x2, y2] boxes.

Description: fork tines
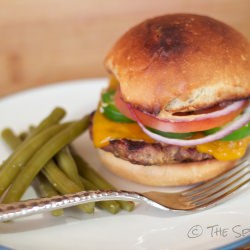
[[182, 160, 250, 209]]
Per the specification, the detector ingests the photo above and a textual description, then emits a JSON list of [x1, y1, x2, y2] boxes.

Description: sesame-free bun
[[105, 14, 250, 114], [98, 149, 235, 186]]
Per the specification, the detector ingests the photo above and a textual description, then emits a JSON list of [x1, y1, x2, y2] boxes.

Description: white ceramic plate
[[0, 79, 249, 250]]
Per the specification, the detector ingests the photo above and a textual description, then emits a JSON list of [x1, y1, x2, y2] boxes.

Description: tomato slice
[[114, 89, 247, 133]]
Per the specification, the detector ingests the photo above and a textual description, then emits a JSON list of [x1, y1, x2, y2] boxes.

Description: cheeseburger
[[91, 14, 250, 186]]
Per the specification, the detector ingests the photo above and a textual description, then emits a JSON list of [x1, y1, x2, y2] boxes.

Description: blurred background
[[0, 0, 249, 96]]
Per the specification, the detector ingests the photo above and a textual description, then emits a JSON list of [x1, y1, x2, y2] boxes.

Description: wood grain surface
[[0, 0, 249, 96]]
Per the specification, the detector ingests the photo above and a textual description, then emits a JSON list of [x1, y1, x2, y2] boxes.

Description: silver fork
[[0, 160, 249, 222]]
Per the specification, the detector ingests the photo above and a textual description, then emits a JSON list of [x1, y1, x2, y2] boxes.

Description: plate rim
[[0, 78, 249, 250]]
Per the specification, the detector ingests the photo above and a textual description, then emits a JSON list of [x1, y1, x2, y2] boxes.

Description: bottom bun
[[97, 149, 235, 186]]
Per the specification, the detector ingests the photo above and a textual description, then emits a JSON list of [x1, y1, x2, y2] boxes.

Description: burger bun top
[[105, 14, 250, 115]]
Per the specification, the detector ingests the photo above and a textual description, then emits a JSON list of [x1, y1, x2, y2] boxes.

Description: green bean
[[0, 124, 67, 196], [11, 107, 65, 143], [1, 129, 64, 216], [42, 160, 94, 213], [1, 129, 22, 177], [19, 132, 28, 141], [35, 173, 64, 216], [1, 129, 22, 150], [29, 107, 66, 137], [81, 177, 120, 214], [2, 119, 93, 213], [2, 116, 90, 203], [55, 147, 83, 188], [72, 152, 114, 189], [71, 150, 135, 212]]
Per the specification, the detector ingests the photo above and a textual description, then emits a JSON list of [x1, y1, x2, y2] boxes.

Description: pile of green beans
[[0, 107, 135, 217]]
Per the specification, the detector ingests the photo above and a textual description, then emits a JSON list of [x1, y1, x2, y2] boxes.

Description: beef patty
[[102, 139, 213, 166]]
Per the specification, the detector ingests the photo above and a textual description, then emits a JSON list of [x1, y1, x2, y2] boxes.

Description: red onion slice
[[129, 104, 250, 146], [151, 100, 246, 122], [115, 87, 246, 123]]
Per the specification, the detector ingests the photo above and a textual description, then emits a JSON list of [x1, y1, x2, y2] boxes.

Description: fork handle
[[0, 190, 143, 222]]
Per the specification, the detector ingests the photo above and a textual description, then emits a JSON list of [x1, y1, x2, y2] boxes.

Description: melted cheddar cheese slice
[[196, 137, 250, 161], [92, 108, 154, 147], [92, 110, 250, 161]]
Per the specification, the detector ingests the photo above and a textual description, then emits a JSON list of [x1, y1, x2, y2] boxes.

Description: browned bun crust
[[98, 149, 235, 186], [105, 14, 250, 114]]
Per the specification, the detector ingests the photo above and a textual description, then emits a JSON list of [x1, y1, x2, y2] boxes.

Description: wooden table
[[0, 0, 249, 96]]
